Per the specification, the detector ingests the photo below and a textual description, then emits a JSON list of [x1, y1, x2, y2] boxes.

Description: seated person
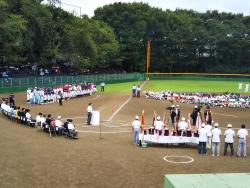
[[55, 116, 63, 134], [36, 112, 43, 126], [25, 109, 32, 123], [67, 119, 78, 138], [177, 117, 188, 132], [154, 116, 164, 135]]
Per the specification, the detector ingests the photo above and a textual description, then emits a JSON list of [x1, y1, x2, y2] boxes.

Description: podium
[[91, 111, 100, 126]]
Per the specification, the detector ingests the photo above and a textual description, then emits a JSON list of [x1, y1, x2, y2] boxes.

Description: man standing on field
[[87, 103, 93, 125], [224, 124, 235, 156], [237, 124, 248, 157]]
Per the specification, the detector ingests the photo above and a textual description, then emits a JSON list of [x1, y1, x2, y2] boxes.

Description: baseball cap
[[214, 123, 219, 127], [156, 116, 160, 120], [227, 124, 232, 128], [135, 116, 139, 120]]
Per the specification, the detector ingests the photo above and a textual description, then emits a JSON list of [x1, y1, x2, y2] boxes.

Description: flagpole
[[146, 39, 151, 80]]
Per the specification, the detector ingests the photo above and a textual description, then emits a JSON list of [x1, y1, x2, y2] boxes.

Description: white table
[[139, 134, 199, 144]]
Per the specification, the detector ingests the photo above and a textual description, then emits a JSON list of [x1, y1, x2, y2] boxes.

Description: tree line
[[1, 1, 250, 73]]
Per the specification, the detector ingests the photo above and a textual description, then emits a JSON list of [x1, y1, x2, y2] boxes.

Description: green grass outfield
[[0, 80, 249, 95], [143, 80, 250, 94]]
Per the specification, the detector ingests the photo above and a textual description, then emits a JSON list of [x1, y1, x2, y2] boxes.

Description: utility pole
[[146, 39, 151, 80]]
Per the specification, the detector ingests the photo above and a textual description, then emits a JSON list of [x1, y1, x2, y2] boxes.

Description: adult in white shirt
[[36, 112, 43, 126], [198, 124, 208, 155], [245, 83, 249, 93], [238, 82, 243, 91], [154, 116, 164, 135], [25, 110, 31, 121], [100, 82, 105, 92], [68, 119, 78, 138], [87, 103, 93, 125], [237, 124, 248, 157], [204, 123, 212, 150], [136, 85, 141, 98], [132, 84, 136, 97], [55, 116, 63, 132], [211, 123, 222, 156], [224, 124, 235, 156], [132, 116, 141, 145], [177, 117, 188, 132]]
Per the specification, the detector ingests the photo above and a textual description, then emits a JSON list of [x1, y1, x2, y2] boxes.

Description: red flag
[[141, 110, 145, 133]]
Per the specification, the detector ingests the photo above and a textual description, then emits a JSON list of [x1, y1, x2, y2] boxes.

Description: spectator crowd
[[144, 91, 250, 108]]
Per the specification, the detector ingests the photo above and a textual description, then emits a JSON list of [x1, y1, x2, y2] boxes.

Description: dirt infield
[[0, 91, 250, 188]]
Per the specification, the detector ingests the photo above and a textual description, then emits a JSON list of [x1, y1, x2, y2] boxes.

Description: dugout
[[164, 173, 250, 188]]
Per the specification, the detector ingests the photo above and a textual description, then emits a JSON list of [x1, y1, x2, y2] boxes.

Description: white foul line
[[107, 97, 132, 122], [213, 113, 238, 118], [107, 81, 148, 122]]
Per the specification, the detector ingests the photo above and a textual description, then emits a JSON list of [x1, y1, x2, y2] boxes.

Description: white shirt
[[36, 115, 42, 123], [87, 105, 93, 113], [132, 85, 136, 90], [154, 120, 164, 130], [68, 123, 75, 130], [26, 112, 31, 119], [178, 121, 188, 131], [101, 82, 105, 86], [204, 124, 212, 137], [40, 117, 46, 125], [239, 83, 242, 90], [224, 129, 235, 143], [237, 129, 248, 140], [198, 128, 208, 142], [132, 120, 141, 129], [211, 128, 222, 142], [55, 120, 63, 128]]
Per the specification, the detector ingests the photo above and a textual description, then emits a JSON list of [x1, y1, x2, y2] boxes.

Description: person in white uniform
[[204, 123, 212, 150], [198, 123, 208, 155], [154, 116, 164, 135], [132, 116, 141, 145], [224, 124, 235, 156], [245, 83, 249, 93], [211, 123, 221, 156], [177, 117, 188, 132], [238, 82, 243, 91], [237, 124, 248, 157]]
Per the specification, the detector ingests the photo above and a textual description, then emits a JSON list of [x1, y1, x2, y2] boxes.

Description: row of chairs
[[0, 108, 78, 139]]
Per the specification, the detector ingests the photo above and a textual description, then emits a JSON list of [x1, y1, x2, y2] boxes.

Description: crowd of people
[[26, 82, 96, 105], [132, 104, 248, 157], [0, 97, 79, 139], [144, 91, 250, 108]]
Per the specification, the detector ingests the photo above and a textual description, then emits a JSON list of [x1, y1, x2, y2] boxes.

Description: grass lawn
[[143, 80, 250, 94]]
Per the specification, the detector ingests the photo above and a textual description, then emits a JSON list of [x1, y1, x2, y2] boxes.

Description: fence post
[[10, 78, 13, 88], [1, 79, 3, 88], [35, 77, 37, 87]]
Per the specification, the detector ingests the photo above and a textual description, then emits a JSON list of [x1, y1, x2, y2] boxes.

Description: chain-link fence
[[0, 73, 145, 90]]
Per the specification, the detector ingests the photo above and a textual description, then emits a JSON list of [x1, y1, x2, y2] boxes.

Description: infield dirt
[[0, 91, 250, 188]]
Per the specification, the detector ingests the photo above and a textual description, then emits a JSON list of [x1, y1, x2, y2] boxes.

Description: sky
[[53, 0, 250, 17]]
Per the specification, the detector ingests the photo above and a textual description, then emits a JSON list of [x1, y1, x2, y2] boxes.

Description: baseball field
[[0, 79, 250, 188]]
